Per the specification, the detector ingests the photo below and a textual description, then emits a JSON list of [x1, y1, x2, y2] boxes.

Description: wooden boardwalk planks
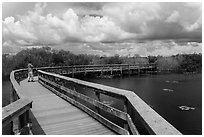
[[20, 77, 116, 135]]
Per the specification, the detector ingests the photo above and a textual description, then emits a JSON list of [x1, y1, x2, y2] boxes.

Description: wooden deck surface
[[20, 77, 116, 135]]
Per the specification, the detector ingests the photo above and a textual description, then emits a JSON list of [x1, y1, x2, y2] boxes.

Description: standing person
[[28, 62, 34, 82]]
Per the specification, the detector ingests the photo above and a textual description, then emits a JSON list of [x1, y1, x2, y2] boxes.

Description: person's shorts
[[28, 71, 33, 76]]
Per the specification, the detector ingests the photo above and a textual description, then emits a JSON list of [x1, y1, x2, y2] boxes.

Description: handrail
[[2, 99, 32, 127], [10, 71, 26, 98], [37, 66, 182, 135], [3, 69, 33, 135], [39, 63, 156, 69]]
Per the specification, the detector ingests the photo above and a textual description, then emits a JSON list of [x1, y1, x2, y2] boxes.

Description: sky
[[2, 2, 202, 56]]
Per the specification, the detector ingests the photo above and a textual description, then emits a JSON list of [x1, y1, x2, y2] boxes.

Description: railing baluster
[[123, 99, 129, 131], [72, 67, 74, 77], [95, 91, 100, 113], [84, 66, 87, 76]]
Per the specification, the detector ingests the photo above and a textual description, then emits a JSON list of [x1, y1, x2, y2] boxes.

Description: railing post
[[120, 66, 123, 76], [101, 67, 103, 76], [128, 65, 131, 76], [11, 117, 20, 135], [19, 113, 25, 130], [95, 92, 100, 113], [19, 110, 28, 130], [73, 87, 77, 101], [72, 67, 75, 77], [84, 66, 87, 76], [60, 68, 63, 75], [19, 110, 31, 135], [111, 67, 113, 75], [123, 98, 129, 131], [10, 121, 14, 135]]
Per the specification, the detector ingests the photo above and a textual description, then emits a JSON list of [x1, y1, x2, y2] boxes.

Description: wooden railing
[[37, 64, 182, 135], [39, 63, 156, 77], [38, 70, 138, 135], [2, 99, 32, 135], [2, 70, 33, 135]]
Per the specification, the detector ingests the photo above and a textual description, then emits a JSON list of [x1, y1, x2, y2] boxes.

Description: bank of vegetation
[[2, 47, 202, 80]]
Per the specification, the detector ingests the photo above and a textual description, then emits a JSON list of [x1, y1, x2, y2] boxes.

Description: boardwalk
[[20, 77, 116, 135], [3, 65, 182, 135]]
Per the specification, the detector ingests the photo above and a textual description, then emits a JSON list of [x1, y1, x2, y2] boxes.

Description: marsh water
[[2, 80, 12, 107], [83, 73, 202, 135], [2, 73, 202, 134]]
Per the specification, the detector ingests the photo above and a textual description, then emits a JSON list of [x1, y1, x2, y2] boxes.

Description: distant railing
[[39, 63, 156, 77], [2, 70, 33, 135], [37, 64, 182, 135]]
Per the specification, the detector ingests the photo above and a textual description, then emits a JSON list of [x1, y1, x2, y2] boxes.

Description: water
[[2, 80, 12, 107], [2, 80, 12, 135], [84, 74, 202, 135], [2, 74, 201, 135]]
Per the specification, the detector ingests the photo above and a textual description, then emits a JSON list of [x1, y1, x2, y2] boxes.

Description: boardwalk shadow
[[29, 111, 46, 135]]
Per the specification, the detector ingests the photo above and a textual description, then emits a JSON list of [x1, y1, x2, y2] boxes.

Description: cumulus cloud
[[185, 16, 202, 32], [2, 2, 135, 47], [81, 16, 136, 42], [2, 2, 202, 56], [102, 3, 161, 34], [102, 2, 201, 42], [165, 11, 180, 23]]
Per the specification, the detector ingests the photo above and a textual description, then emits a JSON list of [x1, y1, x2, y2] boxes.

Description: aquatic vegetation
[[165, 80, 179, 84], [163, 88, 174, 92], [179, 106, 195, 111], [172, 81, 179, 83], [102, 100, 114, 106]]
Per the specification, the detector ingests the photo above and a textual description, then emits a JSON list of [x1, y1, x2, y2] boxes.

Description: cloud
[[2, 2, 202, 56], [102, 3, 161, 34], [102, 2, 201, 42], [165, 11, 180, 23], [3, 3, 136, 46], [81, 16, 136, 42], [185, 16, 202, 32]]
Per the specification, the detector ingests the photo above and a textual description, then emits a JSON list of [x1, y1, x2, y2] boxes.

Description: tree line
[[2, 47, 202, 80]]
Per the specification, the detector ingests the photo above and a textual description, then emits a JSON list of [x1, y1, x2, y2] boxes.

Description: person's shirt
[[28, 63, 33, 72]]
